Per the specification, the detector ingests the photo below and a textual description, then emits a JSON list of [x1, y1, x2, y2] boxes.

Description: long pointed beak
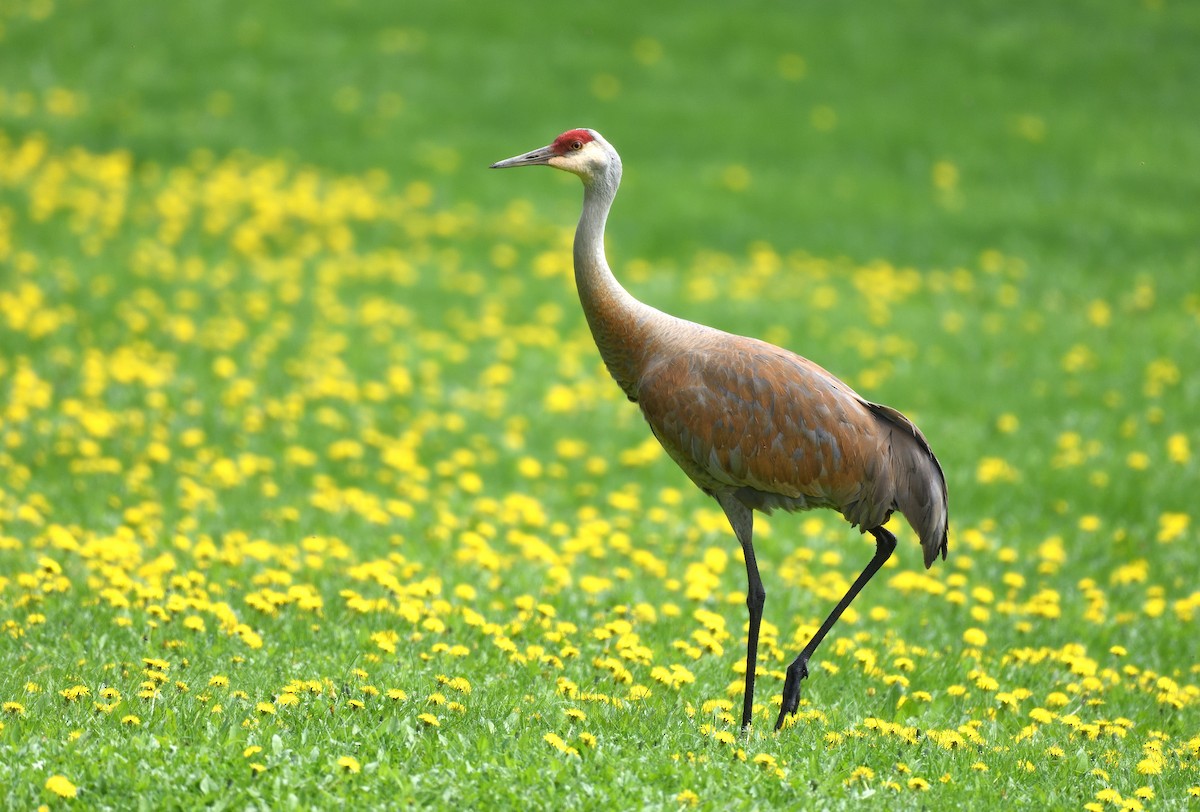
[[490, 145, 555, 169]]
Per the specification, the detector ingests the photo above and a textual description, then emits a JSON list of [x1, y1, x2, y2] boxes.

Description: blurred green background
[[6, 0, 1197, 271]]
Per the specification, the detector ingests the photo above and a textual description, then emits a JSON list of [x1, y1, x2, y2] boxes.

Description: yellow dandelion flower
[[418, 713, 439, 727], [752, 753, 777, 770], [1167, 433, 1190, 464], [543, 732, 580, 758], [1136, 756, 1163, 775], [976, 457, 1018, 484], [996, 413, 1019, 433], [386, 689, 407, 701], [60, 685, 90, 701], [337, 755, 361, 774], [962, 628, 988, 647], [121, 715, 140, 726], [1156, 512, 1189, 543], [846, 766, 875, 784], [244, 746, 262, 758], [1029, 707, 1055, 724], [676, 790, 699, 806], [255, 702, 276, 715], [45, 775, 78, 798], [975, 674, 999, 691]]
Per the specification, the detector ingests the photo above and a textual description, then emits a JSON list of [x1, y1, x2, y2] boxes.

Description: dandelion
[[976, 457, 1019, 484], [1135, 754, 1163, 775], [121, 715, 140, 726], [1156, 512, 1189, 543], [418, 713, 439, 727], [543, 732, 580, 758], [60, 685, 91, 701], [45, 775, 78, 798], [962, 628, 988, 647], [752, 753, 777, 770], [1167, 433, 1190, 464], [846, 766, 875, 785], [337, 755, 361, 774], [676, 790, 699, 806]]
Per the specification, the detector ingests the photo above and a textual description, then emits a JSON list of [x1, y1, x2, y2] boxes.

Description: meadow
[[1, 0, 1198, 808]]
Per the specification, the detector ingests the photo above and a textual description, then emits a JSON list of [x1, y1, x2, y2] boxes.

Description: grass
[[2, 0, 1199, 808]]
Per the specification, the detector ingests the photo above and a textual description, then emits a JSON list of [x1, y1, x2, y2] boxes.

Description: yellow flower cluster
[[0, 127, 1196, 806]]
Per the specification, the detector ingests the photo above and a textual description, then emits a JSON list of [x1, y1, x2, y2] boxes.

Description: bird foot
[[773, 660, 810, 731]]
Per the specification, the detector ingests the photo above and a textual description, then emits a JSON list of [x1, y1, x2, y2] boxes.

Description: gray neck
[[573, 162, 653, 398]]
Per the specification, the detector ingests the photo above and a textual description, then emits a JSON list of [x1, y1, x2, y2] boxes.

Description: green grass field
[[2, 0, 1199, 808]]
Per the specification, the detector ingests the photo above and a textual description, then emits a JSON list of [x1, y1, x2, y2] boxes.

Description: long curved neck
[[574, 165, 652, 399]]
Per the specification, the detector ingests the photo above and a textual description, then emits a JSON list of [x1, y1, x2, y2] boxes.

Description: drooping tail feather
[[866, 402, 949, 569]]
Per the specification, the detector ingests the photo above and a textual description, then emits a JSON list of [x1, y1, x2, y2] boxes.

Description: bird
[[491, 128, 948, 732]]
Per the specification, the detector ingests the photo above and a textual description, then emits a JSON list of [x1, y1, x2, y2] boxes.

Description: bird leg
[[774, 526, 897, 731], [740, 535, 766, 731], [717, 496, 763, 731]]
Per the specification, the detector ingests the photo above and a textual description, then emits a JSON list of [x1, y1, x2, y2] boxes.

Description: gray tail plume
[[866, 402, 949, 568]]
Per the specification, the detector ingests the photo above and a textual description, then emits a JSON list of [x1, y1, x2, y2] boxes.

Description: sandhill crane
[[491, 128, 948, 732]]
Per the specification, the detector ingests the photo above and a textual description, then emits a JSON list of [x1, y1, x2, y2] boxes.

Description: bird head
[[490, 128, 617, 182]]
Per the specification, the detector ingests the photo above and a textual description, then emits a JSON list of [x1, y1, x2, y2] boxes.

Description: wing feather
[[636, 336, 887, 525]]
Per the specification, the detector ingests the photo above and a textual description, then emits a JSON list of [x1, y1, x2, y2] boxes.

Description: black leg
[[740, 534, 765, 730], [717, 496, 762, 731], [774, 526, 897, 731]]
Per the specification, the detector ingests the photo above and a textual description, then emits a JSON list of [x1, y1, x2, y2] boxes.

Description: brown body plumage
[[492, 128, 948, 731]]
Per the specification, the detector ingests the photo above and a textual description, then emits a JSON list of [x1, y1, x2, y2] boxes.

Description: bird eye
[[571, 140, 583, 151]]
